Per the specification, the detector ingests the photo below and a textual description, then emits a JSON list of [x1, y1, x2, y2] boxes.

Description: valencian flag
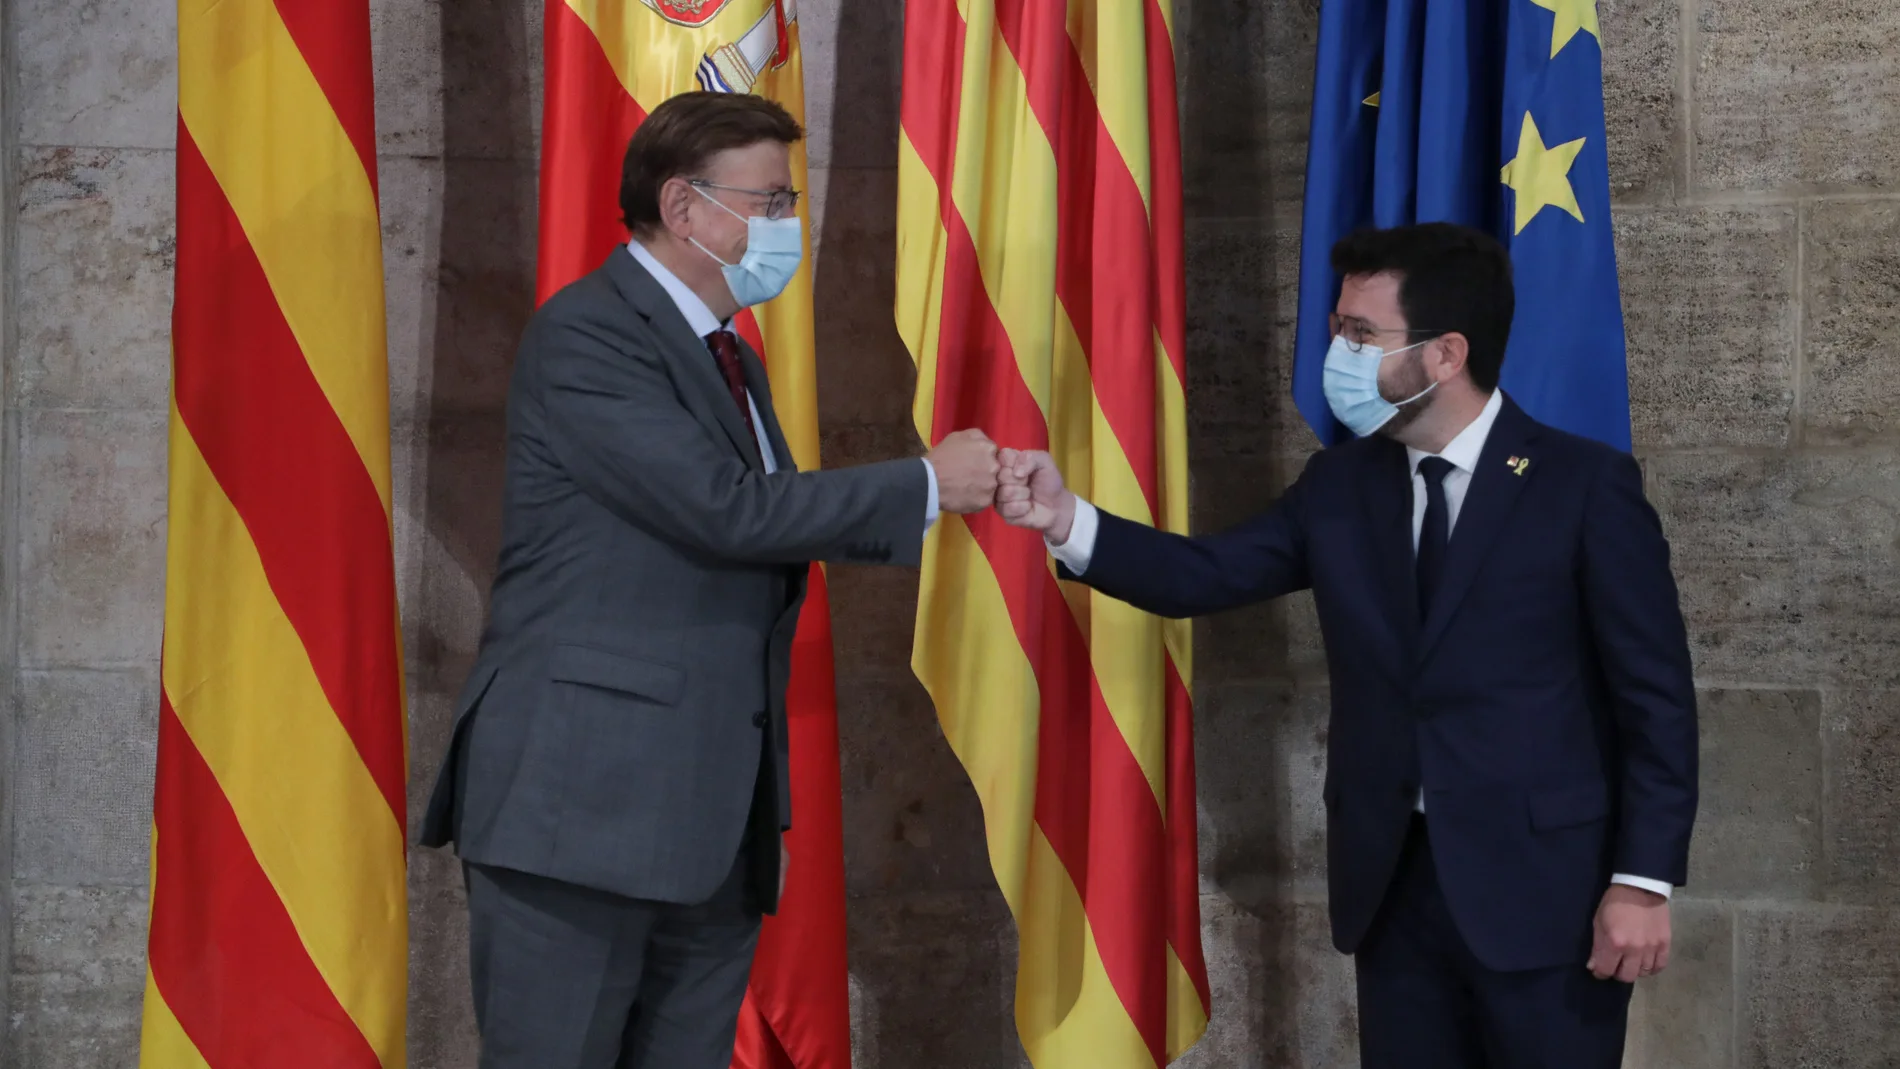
[[536, 2, 849, 1067], [143, 0, 408, 1066], [897, 1, 1210, 1066], [1293, 0, 1633, 449]]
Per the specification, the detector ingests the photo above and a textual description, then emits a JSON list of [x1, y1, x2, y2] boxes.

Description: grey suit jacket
[[419, 248, 926, 911]]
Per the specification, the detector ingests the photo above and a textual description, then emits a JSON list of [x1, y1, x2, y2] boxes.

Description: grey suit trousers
[[465, 846, 761, 1069]]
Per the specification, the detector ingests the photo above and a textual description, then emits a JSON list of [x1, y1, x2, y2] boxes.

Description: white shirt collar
[[1407, 389, 1504, 475], [626, 238, 728, 338]]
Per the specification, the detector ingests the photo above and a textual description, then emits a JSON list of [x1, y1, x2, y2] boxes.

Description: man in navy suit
[[995, 223, 1697, 1068]]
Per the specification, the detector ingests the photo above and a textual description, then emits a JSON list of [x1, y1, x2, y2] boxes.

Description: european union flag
[[1291, 0, 1632, 451]]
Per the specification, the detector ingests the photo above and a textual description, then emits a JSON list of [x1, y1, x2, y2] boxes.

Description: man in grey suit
[[418, 91, 1000, 1069]]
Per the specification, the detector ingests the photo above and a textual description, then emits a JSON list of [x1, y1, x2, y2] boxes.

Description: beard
[[1374, 348, 1436, 438]]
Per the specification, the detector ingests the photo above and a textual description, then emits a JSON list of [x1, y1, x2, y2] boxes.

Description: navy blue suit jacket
[[1069, 396, 1697, 971]]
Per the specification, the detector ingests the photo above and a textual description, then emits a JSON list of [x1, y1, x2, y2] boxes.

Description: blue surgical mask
[[690, 186, 804, 307], [1322, 335, 1436, 437]]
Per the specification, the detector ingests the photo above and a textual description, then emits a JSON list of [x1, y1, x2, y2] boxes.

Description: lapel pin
[[1506, 456, 1530, 476]]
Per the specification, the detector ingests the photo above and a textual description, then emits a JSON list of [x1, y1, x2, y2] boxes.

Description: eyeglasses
[[1328, 313, 1447, 353], [690, 179, 801, 221]]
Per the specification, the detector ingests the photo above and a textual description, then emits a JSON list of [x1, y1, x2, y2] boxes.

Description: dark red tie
[[706, 329, 761, 462]]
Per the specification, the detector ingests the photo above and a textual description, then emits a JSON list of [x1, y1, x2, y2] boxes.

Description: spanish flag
[[538, 3, 848, 1067], [143, 1, 408, 1066], [897, 1, 1209, 1065]]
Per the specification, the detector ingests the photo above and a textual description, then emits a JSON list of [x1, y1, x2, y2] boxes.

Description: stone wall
[[3, 0, 1898, 1067]]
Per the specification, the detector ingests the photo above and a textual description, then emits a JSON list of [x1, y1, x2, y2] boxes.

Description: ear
[[1427, 332, 1470, 382], [658, 176, 697, 238]]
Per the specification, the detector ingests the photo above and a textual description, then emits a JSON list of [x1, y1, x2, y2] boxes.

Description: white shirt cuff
[[1046, 498, 1099, 574], [1610, 874, 1673, 900], [921, 458, 940, 534]]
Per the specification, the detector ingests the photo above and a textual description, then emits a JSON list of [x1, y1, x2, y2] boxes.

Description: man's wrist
[[1047, 493, 1078, 544]]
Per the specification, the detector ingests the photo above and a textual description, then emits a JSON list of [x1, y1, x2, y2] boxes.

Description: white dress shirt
[[1049, 389, 1671, 899], [627, 240, 939, 528]]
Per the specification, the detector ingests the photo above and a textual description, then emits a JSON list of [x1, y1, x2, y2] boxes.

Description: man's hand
[[927, 429, 1000, 514], [996, 449, 1077, 543], [1587, 884, 1671, 982]]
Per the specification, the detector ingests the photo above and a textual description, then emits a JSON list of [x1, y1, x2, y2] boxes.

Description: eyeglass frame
[[1327, 312, 1454, 354], [688, 179, 802, 221]]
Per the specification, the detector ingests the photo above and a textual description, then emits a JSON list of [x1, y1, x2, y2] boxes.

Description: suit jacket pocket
[[1527, 781, 1611, 831], [548, 643, 685, 706]]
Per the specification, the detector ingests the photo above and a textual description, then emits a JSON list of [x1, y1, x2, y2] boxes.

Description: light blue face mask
[[690, 186, 804, 308], [1322, 335, 1437, 437]]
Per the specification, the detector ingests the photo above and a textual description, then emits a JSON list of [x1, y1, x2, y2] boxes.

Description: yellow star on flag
[[1500, 112, 1586, 235], [1530, 0, 1601, 58], [1364, 91, 1381, 107]]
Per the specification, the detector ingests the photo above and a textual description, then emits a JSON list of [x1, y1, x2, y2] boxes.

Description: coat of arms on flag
[[696, 0, 796, 93], [637, 0, 735, 28]]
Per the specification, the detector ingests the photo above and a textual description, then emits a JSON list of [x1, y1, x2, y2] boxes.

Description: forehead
[[700, 140, 794, 189], [1335, 271, 1404, 324]]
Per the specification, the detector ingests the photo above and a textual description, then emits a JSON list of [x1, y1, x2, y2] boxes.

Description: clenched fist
[[995, 448, 1077, 543], [927, 429, 1001, 514]]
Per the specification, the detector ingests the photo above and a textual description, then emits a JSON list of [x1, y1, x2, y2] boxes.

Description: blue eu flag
[[1291, 0, 1632, 451]]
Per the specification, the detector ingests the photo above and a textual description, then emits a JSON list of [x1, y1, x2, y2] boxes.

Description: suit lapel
[[605, 248, 764, 470], [1416, 397, 1540, 664], [736, 334, 797, 472], [1360, 438, 1421, 651]]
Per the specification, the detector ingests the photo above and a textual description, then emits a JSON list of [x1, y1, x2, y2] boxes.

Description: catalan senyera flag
[[896, 1, 1209, 1066], [537, 3, 848, 1068], [143, 1, 407, 1067]]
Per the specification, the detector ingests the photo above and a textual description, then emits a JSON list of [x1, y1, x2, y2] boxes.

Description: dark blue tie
[[1416, 456, 1455, 619]]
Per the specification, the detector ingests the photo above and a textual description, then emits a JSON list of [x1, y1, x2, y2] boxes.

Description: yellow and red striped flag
[[142, 1, 407, 1067], [897, 1, 1208, 1065], [537, 3, 848, 1067]]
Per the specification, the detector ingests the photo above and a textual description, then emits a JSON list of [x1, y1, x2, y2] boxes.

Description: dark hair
[[620, 92, 804, 235], [1330, 223, 1515, 392]]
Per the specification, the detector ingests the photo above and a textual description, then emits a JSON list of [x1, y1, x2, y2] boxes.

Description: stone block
[[13, 147, 173, 411], [1737, 906, 1900, 1068], [847, 890, 1017, 1069], [826, 557, 923, 680], [405, 689, 460, 842], [1802, 200, 1900, 444], [838, 670, 997, 895], [798, 0, 904, 170], [1692, 0, 1900, 193], [1175, 895, 1356, 1069], [16, 410, 168, 668], [381, 157, 538, 428], [1180, 0, 1320, 217], [3, 885, 147, 1069], [1646, 449, 1900, 686], [1612, 205, 1796, 449], [811, 168, 921, 429], [1194, 685, 1330, 903], [373, 0, 540, 160], [12, 670, 157, 886], [1622, 902, 1734, 1069], [1821, 689, 1900, 903], [1184, 218, 1312, 462], [391, 413, 508, 695], [1600, 0, 1684, 202], [408, 846, 478, 1069], [1686, 688, 1822, 899], [15, 0, 175, 150]]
